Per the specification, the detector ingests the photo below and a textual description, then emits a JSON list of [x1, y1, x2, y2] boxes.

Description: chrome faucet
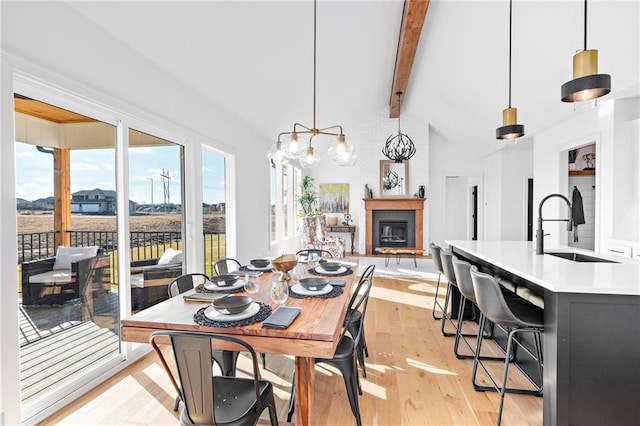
[[536, 193, 572, 255]]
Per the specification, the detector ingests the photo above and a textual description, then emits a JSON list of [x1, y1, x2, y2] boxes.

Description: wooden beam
[[54, 148, 71, 248], [389, 0, 430, 118]]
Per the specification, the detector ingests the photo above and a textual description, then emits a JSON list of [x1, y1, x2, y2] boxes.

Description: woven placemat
[[289, 286, 344, 299], [195, 283, 244, 294], [193, 302, 272, 328], [308, 267, 354, 277]]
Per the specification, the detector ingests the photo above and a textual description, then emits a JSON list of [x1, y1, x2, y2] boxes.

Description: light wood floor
[[41, 274, 542, 425]]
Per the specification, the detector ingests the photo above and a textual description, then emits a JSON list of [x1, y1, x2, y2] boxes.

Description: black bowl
[[320, 262, 342, 272], [299, 277, 329, 291], [250, 258, 270, 268], [211, 274, 240, 287], [212, 295, 253, 315]]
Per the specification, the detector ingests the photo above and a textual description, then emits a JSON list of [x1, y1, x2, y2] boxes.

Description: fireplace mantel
[[363, 198, 425, 255]]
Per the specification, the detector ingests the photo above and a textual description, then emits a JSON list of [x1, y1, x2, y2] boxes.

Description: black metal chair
[[150, 330, 278, 426], [295, 249, 334, 261], [287, 267, 373, 426], [213, 258, 242, 275], [167, 273, 240, 411], [470, 266, 544, 426], [345, 264, 375, 377], [429, 242, 445, 320]]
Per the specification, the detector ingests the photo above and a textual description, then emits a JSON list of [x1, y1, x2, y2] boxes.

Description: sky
[[14, 142, 226, 205]]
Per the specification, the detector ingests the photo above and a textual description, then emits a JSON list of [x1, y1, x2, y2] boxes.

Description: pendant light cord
[[508, 0, 512, 108], [312, 0, 317, 131], [583, 0, 588, 50]]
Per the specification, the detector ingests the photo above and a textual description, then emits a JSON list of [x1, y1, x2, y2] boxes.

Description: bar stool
[[440, 250, 476, 338], [429, 243, 445, 320], [470, 266, 544, 426], [451, 258, 505, 361]]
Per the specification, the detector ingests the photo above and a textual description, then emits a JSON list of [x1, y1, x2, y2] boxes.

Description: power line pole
[[146, 177, 154, 214], [161, 168, 171, 213]]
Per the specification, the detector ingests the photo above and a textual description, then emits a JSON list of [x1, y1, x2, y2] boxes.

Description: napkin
[[262, 306, 301, 328], [183, 292, 228, 302]]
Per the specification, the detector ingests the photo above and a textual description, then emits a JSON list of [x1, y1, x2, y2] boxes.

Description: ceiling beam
[[389, 0, 430, 118]]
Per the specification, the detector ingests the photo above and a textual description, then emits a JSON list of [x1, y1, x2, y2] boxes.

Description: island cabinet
[[446, 240, 640, 426]]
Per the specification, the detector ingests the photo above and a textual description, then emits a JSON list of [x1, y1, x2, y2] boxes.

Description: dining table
[[120, 259, 360, 425]]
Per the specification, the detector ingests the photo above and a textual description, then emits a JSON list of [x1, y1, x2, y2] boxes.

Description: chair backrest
[[344, 264, 376, 343], [452, 258, 476, 302], [168, 273, 209, 297], [469, 266, 526, 328], [213, 258, 241, 275], [295, 249, 333, 260], [440, 249, 457, 286], [430, 242, 444, 274], [150, 330, 263, 425], [301, 216, 323, 246]]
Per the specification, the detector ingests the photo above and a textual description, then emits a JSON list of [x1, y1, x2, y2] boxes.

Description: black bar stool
[[470, 266, 544, 426], [429, 243, 445, 320]]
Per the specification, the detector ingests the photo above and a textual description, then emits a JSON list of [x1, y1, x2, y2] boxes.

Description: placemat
[[308, 267, 354, 277], [289, 286, 344, 299], [195, 283, 244, 294], [193, 302, 272, 328]]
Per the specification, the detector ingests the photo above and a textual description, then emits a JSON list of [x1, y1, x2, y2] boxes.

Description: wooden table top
[[121, 260, 359, 359]]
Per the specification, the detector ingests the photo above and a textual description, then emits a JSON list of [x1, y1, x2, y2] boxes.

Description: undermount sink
[[545, 252, 619, 263]]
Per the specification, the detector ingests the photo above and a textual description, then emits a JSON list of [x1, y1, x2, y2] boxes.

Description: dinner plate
[[247, 264, 273, 271], [314, 265, 348, 275], [204, 279, 245, 292], [204, 302, 260, 322], [291, 283, 333, 296]]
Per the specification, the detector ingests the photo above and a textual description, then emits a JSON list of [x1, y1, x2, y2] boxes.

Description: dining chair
[[295, 249, 333, 261], [287, 267, 373, 426], [345, 264, 375, 377], [166, 273, 240, 411], [213, 257, 242, 275], [150, 330, 278, 426]]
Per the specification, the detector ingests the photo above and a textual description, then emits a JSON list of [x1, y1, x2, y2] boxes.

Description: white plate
[[291, 283, 333, 296], [204, 302, 260, 322], [204, 279, 245, 291], [247, 264, 273, 271], [314, 265, 348, 275]]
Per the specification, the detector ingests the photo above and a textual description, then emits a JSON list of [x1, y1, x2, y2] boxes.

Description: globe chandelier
[[382, 92, 416, 163], [268, 0, 357, 169]]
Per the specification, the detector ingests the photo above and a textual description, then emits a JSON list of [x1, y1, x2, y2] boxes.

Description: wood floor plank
[[40, 273, 543, 425]]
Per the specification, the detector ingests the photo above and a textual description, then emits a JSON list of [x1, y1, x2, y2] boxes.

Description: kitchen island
[[446, 240, 640, 426]]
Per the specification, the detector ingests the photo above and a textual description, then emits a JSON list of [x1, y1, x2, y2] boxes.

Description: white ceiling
[[67, 0, 640, 158]]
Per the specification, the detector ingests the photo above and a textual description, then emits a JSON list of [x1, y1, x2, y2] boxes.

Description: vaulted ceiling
[[64, 0, 639, 158]]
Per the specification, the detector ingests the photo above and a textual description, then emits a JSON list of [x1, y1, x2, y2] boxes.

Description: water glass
[[307, 252, 320, 269], [243, 274, 260, 295], [270, 280, 289, 305], [290, 264, 304, 285]]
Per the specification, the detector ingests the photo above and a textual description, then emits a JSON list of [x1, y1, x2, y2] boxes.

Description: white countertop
[[445, 240, 640, 296]]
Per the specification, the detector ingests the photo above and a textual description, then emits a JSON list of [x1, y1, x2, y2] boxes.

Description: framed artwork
[[380, 160, 408, 197], [319, 183, 350, 213]]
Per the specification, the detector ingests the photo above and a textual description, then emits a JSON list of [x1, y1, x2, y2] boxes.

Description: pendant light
[[496, 0, 524, 140], [561, 0, 611, 103], [382, 92, 416, 163], [271, 0, 357, 169]]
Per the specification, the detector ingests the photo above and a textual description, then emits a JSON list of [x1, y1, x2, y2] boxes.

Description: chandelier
[[382, 92, 416, 163], [268, 0, 357, 169]]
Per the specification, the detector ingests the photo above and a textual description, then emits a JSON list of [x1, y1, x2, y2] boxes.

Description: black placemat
[[289, 286, 344, 299], [193, 302, 272, 328], [195, 282, 244, 294], [308, 267, 354, 277]]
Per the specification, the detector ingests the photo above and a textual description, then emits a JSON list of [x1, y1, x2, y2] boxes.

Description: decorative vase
[[418, 185, 425, 198]]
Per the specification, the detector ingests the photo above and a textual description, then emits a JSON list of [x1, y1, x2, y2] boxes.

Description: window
[[270, 161, 300, 243]]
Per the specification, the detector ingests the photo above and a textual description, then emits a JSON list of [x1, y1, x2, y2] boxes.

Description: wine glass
[[290, 264, 304, 287], [307, 252, 320, 269], [270, 280, 289, 305], [243, 273, 260, 295]]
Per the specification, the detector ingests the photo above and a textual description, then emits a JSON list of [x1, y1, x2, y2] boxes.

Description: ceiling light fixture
[[496, 0, 524, 140], [269, 0, 357, 169], [561, 0, 611, 104], [382, 92, 416, 163]]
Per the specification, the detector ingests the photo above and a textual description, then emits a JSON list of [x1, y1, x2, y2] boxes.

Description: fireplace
[[363, 198, 425, 255]]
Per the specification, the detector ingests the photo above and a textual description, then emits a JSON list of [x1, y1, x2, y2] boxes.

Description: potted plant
[[297, 176, 320, 217], [568, 149, 578, 171]]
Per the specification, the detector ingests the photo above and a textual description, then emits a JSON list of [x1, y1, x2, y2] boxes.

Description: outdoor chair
[[150, 330, 278, 426], [130, 248, 183, 310]]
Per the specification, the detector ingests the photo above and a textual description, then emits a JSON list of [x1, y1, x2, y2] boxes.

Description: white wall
[[534, 93, 640, 252]]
